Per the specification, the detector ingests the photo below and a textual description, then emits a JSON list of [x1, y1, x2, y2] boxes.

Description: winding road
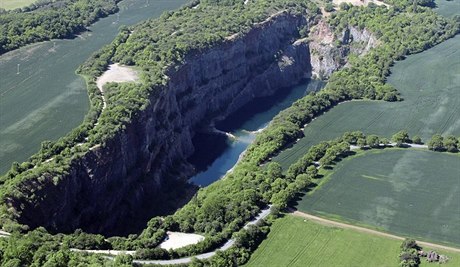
[[132, 206, 272, 265], [2, 144, 447, 265], [73, 206, 272, 265]]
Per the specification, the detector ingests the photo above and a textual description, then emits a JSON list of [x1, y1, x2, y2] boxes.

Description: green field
[[1, 0, 36, 10], [245, 215, 460, 267], [297, 149, 460, 246], [0, 0, 188, 174], [434, 0, 460, 17], [274, 34, 460, 170]]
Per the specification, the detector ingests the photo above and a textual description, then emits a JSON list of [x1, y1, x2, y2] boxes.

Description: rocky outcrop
[[9, 13, 377, 236], [9, 11, 313, 236], [309, 20, 377, 79]]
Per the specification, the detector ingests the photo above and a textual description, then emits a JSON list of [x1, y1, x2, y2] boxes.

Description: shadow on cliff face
[[88, 174, 198, 237], [216, 78, 325, 133], [215, 82, 307, 133], [186, 82, 309, 176], [188, 132, 230, 172]]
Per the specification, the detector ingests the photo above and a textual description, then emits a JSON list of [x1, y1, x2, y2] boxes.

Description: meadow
[[245, 215, 460, 267], [1, 0, 36, 10], [274, 34, 460, 170], [297, 149, 460, 246]]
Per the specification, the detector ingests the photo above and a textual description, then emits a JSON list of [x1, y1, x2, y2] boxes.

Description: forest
[[0, 0, 459, 266], [0, 0, 120, 54]]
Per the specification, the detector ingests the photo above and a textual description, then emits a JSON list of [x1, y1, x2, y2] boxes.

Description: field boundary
[[291, 210, 460, 253]]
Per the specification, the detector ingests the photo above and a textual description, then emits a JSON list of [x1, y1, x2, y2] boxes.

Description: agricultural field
[[245, 215, 460, 267], [297, 149, 460, 246], [274, 34, 460, 169], [0, 0, 36, 10], [434, 0, 460, 18]]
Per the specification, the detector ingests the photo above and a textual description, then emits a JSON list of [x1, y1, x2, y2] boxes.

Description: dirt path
[[333, 0, 389, 8], [96, 63, 139, 111], [0, 230, 11, 238], [291, 210, 460, 253]]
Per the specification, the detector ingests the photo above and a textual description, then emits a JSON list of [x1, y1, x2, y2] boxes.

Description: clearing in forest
[[333, 0, 389, 7], [297, 149, 460, 246]]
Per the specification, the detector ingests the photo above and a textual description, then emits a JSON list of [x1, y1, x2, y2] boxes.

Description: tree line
[[0, 0, 120, 54], [0, 0, 459, 266], [0, 0, 319, 232]]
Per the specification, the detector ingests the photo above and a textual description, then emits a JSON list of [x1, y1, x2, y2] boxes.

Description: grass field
[[0, 0, 188, 174], [249, 2, 460, 265], [245, 215, 460, 267], [297, 149, 460, 246], [434, 0, 460, 18], [1, 0, 36, 10], [274, 34, 460, 170]]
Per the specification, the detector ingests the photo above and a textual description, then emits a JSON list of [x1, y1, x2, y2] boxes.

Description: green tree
[[380, 137, 390, 146], [392, 130, 409, 147], [443, 135, 458, 152], [366, 135, 380, 148], [113, 254, 133, 266], [428, 134, 444, 151], [266, 162, 283, 180], [324, 3, 335, 12], [339, 2, 351, 10], [189, 257, 205, 267], [357, 138, 367, 147], [306, 165, 318, 177], [412, 135, 422, 144]]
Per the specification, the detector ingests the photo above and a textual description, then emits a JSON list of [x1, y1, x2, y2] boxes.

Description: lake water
[[189, 80, 325, 187], [187, 0, 460, 187], [0, 0, 188, 174]]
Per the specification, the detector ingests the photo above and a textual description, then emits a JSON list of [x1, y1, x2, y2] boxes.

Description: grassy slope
[[1, 0, 36, 10], [297, 149, 460, 246], [245, 215, 460, 267]]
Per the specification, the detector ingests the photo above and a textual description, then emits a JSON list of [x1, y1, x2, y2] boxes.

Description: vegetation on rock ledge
[[0, 0, 458, 266]]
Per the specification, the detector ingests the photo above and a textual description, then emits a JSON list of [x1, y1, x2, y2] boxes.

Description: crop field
[[245, 215, 460, 267], [0, 0, 188, 174], [297, 149, 460, 246], [1, 0, 36, 10], [434, 0, 460, 18], [274, 34, 460, 170]]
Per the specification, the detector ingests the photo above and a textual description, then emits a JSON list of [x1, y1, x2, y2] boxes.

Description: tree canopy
[[0, 0, 120, 54]]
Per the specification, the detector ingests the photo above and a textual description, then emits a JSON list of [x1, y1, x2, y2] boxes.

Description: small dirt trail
[[96, 63, 139, 112], [291, 210, 460, 253], [0, 230, 11, 238]]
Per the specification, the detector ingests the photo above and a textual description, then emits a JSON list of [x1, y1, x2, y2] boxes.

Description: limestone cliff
[[309, 20, 378, 79], [9, 11, 312, 235], [8, 13, 376, 236]]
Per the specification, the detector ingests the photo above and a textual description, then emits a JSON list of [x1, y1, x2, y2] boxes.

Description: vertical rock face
[[10, 13, 377, 235], [308, 20, 377, 79], [10, 12, 313, 235]]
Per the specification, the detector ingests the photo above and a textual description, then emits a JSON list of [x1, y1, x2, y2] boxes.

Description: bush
[[399, 239, 421, 267], [324, 3, 335, 12], [428, 134, 444, 151], [392, 130, 410, 147], [412, 135, 422, 144]]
